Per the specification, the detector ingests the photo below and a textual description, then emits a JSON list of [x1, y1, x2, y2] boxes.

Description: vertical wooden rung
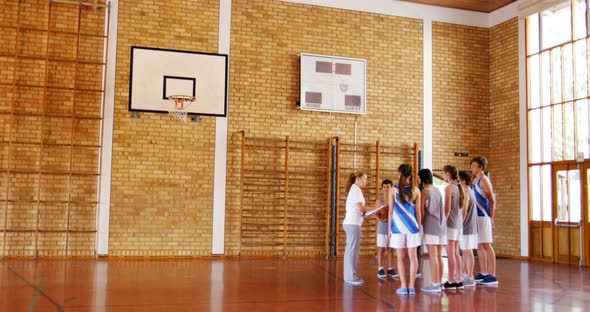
[[283, 136, 289, 257], [239, 131, 246, 256]]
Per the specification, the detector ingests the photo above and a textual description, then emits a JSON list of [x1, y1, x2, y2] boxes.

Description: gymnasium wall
[[0, 0, 522, 258], [432, 19, 521, 257], [225, 0, 424, 256], [432, 22, 490, 171], [431, 19, 521, 257], [108, 0, 220, 256], [0, 0, 107, 256], [489, 18, 520, 257]]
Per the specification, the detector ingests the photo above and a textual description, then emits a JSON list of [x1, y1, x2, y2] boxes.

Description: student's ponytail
[[397, 164, 413, 202], [444, 165, 464, 208]]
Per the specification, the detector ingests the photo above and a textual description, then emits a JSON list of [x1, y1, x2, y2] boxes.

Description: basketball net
[[167, 95, 195, 122]]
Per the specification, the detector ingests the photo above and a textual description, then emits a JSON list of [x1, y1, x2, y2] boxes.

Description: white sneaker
[[463, 277, 476, 288], [421, 283, 442, 293], [345, 278, 364, 285]]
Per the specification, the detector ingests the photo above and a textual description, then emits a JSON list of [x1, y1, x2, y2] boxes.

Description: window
[[527, 0, 590, 222]]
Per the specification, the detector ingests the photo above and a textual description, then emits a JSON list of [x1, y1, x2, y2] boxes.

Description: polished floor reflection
[[1, 257, 589, 311]]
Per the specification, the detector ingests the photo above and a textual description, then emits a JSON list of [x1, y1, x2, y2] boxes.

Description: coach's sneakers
[[387, 268, 399, 278], [421, 283, 442, 293], [377, 268, 387, 279], [463, 277, 476, 288], [474, 272, 487, 282], [480, 275, 499, 286], [345, 278, 364, 285]]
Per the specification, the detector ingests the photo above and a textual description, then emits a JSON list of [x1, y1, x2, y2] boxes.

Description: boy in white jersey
[[471, 156, 498, 286], [376, 179, 398, 279]]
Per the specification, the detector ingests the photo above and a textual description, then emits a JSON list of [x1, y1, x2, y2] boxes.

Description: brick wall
[[108, 0, 220, 256], [0, 0, 106, 256], [489, 18, 520, 257], [432, 20, 521, 257], [432, 22, 490, 171], [2, 0, 523, 258], [225, 0, 423, 255]]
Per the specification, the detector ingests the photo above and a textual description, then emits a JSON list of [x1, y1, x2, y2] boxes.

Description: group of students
[[342, 156, 498, 295]]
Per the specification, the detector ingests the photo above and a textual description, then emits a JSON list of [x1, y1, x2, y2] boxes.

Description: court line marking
[[315, 261, 396, 309], [1, 261, 64, 312], [28, 278, 45, 312]]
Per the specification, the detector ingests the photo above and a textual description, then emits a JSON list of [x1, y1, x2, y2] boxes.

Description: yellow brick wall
[[432, 22, 490, 171], [108, 0, 220, 256], [489, 18, 520, 257], [0, 0, 106, 256], [225, 0, 424, 255], [2, 0, 523, 258], [433, 20, 521, 257]]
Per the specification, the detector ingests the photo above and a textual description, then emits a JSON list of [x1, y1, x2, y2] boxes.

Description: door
[[552, 163, 582, 265], [583, 162, 590, 266]]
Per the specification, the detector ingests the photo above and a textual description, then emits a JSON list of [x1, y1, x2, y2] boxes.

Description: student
[[459, 171, 477, 287], [343, 171, 374, 285], [376, 179, 398, 279], [419, 168, 446, 293], [471, 156, 499, 286], [388, 164, 421, 295], [442, 165, 464, 290]]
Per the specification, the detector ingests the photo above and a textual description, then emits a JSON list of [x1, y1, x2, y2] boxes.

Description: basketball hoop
[[167, 95, 195, 122]]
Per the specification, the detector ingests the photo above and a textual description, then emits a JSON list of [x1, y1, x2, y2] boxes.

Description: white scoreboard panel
[[300, 53, 366, 114]]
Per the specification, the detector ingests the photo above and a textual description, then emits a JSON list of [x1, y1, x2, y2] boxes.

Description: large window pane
[[528, 54, 541, 108], [541, 51, 552, 106], [574, 39, 588, 99], [557, 169, 582, 222], [564, 102, 575, 160], [542, 165, 552, 222], [563, 44, 574, 101], [530, 165, 541, 220], [573, 0, 587, 40], [577, 99, 590, 158], [551, 47, 563, 104], [528, 13, 540, 55], [542, 106, 553, 162], [553, 104, 564, 161], [568, 170, 581, 222], [530, 109, 542, 163], [541, 2, 572, 49]]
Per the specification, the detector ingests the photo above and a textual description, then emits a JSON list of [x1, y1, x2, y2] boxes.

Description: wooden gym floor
[[1, 256, 589, 311]]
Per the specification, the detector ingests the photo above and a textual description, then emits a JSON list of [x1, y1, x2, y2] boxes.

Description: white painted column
[[423, 19, 433, 170], [97, 0, 118, 256], [212, 0, 231, 255], [93, 261, 108, 312], [518, 17, 529, 258], [209, 261, 224, 312]]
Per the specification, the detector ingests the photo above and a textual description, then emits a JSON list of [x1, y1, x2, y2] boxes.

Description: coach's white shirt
[[343, 184, 365, 226]]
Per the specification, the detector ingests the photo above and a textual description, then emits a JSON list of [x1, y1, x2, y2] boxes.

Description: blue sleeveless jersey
[[391, 185, 420, 234], [474, 178, 490, 217]]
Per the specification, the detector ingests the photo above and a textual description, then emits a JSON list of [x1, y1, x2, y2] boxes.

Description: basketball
[[374, 205, 389, 222]]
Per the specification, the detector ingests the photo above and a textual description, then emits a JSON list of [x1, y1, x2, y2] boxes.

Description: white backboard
[[129, 46, 228, 117], [300, 53, 366, 114]]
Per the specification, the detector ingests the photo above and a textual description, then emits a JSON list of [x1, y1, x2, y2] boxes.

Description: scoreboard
[[300, 53, 366, 114]]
